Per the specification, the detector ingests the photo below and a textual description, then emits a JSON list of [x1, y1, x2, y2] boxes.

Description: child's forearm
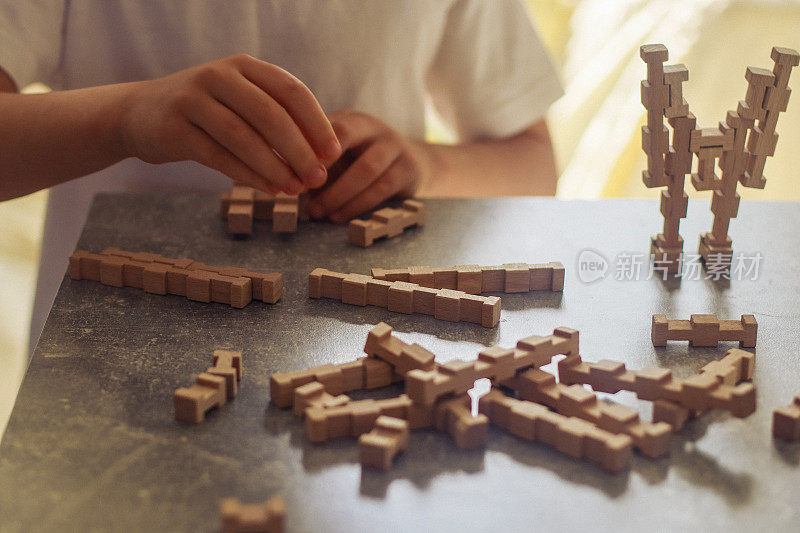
[[0, 84, 130, 200], [417, 119, 558, 197]]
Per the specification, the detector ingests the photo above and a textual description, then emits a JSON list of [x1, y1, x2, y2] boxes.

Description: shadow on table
[[772, 439, 800, 466], [301, 300, 503, 346], [634, 411, 754, 505]]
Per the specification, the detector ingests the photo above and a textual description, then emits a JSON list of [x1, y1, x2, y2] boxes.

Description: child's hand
[[308, 110, 431, 221], [120, 55, 341, 194]]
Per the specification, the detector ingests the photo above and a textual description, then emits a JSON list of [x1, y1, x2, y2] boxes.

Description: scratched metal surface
[[0, 194, 798, 532]]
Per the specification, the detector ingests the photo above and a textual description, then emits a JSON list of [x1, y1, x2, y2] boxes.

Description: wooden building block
[[435, 395, 489, 449], [220, 496, 285, 533], [773, 395, 800, 441], [273, 194, 299, 233], [99, 255, 126, 287], [174, 373, 226, 423], [348, 199, 425, 247], [480, 390, 632, 473], [363, 322, 436, 375], [359, 416, 410, 471], [206, 349, 242, 399], [652, 314, 757, 348], [227, 203, 254, 235]]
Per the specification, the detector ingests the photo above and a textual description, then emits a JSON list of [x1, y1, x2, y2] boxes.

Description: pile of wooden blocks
[[651, 314, 757, 348], [69, 248, 282, 307], [175, 350, 242, 423], [270, 322, 757, 475], [641, 43, 799, 271], [221, 183, 309, 234]]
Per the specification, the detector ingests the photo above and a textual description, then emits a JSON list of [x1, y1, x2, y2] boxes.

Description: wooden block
[[321, 271, 346, 299], [503, 263, 530, 293], [142, 263, 169, 295], [220, 496, 285, 533], [166, 267, 190, 296], [408, 266, 435, 287], [272, 202, 298, 233], [367, 278, 392, 307], [689, 314, 721, 347], [186, 270, 214, 303], [174, 373, 226, 423], [99, 255, 126, 287], [550, 262, 565, 291], [433, 269, 458, 290], [528, 264, 552, 291], [68, 250, 102, 281], [434, 289, 461, 322], [411, 286, 437, 315], [261, 273, 283, 304], [227, 203, 254, 235], [773, 395, 800, 441], [359, 416, 409, 471], [387, 282, 415, 314], [480, 267, 505, 292], [341, 274, 370, 306], [455, 265, 482, 294]]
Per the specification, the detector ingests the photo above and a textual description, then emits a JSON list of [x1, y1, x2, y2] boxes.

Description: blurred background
[[1, 0, 798, 435]]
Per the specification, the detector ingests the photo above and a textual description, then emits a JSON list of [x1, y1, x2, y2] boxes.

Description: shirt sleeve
[[0, 0, 65, 90], [426, 0, 564, 141]]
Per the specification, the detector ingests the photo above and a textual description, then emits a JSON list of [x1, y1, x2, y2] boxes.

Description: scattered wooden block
[[348, 199, 425, 247], [207, 350, 243, 399], [651, 314, 757, 348], [773, 395, 800, 441], [358, 416, 410, 470], [221, 184, 306, 234], [220, 496, 285, 533], [174, 373, 226, 423]]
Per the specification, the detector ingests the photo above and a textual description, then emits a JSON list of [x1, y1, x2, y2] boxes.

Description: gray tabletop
[[1, 194, 798, 533]]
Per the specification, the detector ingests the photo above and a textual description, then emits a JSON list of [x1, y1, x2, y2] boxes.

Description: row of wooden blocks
[[348, 199, 425, 247], [174, 350, 242, 423], [220, 496, 285, 533], [652, 314, 757, 348], [308, 268, 501, 327], [221, 184, 309, 234], [371, 262, 565, 294], [69, 248, 282, 307]]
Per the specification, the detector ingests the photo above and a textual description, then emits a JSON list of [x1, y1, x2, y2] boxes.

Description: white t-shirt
[[0, 0, 563, 353]]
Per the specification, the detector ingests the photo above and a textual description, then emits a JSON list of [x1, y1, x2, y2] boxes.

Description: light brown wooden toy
[[207, 349, 243, 399], [358, 416, 410, 471], [558, 351, 756, 417], [404, 327, 579, 405], [371, 262, 565, 293], [69, 248, 282, 305], [308, 268, 501, 327], [174, 372, 226, 423], [292, 381, 351, 417], [772, 395, 800, 441], [269, 357, 401, 408], [363, 322, 436, 375], [479, 390, 633, 474], [220, 496, 285, 533], [348, 199, 424, 247], [651, 314, 757, 348], [221, 183, 309, 235], [502, 368, 671, 458]]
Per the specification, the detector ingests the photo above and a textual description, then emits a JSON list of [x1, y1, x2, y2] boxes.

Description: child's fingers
[[239, 56, 341, 162], [328, 159, 410, 222], [185, 124, 279, 193], [188, 94, 305, 194], [327, 111, 387, 154], [209, 73, 327, 188], [309, 138, 400, 218]]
